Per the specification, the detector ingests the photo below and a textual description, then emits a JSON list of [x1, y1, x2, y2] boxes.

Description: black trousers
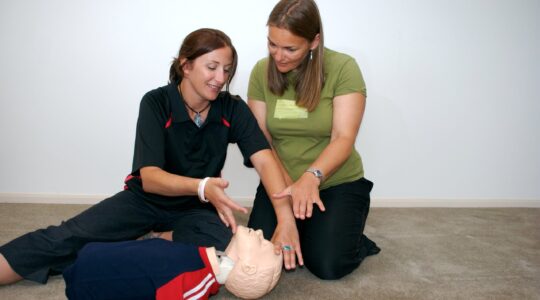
[[0, 190, 231, 283], [248, 177, 380, 280]]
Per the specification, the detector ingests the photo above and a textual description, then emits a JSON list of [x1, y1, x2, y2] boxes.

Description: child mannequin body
[[63, 226, 282, 300]]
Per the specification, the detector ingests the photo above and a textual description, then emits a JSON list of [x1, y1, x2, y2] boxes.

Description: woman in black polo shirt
[[0, 28, 292, 285]]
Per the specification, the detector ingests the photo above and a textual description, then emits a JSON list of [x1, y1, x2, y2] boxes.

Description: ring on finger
[[282, 245, 293, 251]]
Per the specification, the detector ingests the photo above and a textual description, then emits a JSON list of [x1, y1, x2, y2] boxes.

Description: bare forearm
[[140, 166, 200, 197], [271, 148, 294, 186], [309, 136, 356, 179], [251, 150, 296, 223]]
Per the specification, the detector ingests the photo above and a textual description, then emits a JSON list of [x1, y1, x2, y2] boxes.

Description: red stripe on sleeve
[[165, 114, 172, 128], [221, 117, 230, 128]]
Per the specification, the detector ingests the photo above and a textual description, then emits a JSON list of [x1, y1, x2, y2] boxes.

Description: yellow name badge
[[274, 99, 308, 119]]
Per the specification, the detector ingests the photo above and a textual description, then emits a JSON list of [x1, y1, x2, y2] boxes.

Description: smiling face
[[267, 25, 319, 73], [180, 46, 233, 103]]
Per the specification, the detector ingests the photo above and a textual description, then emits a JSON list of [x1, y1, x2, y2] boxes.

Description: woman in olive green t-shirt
[[247, 0, 380, 280]]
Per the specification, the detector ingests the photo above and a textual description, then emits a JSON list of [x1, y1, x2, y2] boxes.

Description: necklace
[[184, 100, 211, 127]]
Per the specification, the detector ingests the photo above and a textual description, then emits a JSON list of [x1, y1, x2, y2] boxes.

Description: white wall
[[1, 0, 539, 203]]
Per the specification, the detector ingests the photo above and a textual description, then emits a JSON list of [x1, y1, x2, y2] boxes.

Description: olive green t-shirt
[[248, 48, 367, 190]]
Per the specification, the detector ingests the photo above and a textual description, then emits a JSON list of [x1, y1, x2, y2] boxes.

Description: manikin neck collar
[[215, 250, 235, 284]]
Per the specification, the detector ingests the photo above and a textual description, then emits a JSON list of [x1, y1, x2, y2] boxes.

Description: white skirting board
[[0, 193, 539, 208]]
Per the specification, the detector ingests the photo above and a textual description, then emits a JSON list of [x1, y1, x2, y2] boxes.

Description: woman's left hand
[[271, 220, 303, 270], [274, 173, 326, 219]]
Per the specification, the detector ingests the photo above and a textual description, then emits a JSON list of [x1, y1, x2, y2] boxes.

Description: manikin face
[[181, 46, 233, 103], [225, 226, 276, 266], [224, 226, 282, 299], [267, 25, 319, 73]]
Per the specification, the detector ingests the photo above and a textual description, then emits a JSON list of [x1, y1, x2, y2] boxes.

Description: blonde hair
[[267, 0, 325, 112]]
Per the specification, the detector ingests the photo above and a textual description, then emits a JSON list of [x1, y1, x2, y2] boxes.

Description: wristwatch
[[305, 168, 324, 182]]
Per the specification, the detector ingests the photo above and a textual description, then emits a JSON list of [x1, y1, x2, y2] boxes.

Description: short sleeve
[[228, 96, 270, 167], [247, 59, 267, 102], [335, 57, 367, 97], [132, 92, 168, 174]]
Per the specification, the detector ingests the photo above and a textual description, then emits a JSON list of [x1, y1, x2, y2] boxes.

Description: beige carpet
[[0, 203, 539, 299]]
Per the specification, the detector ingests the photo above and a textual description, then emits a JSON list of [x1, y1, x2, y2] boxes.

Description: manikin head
[[223, 226, 282, 299]]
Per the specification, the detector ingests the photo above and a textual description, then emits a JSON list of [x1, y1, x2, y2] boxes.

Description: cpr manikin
[[63, 226, 282, 300]]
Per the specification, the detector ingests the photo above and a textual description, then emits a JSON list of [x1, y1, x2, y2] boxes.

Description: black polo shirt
[[125, 82, 270, 208]]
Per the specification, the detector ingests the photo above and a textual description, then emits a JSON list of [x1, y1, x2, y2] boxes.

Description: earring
[[310, 50, 313, 60]]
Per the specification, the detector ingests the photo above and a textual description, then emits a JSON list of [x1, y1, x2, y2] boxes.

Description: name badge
[[274, 99, 308, 119]]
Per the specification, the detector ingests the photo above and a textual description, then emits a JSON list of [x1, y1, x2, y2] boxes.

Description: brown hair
[[267, 0, 325, 112], [169, 28, 238, 91]]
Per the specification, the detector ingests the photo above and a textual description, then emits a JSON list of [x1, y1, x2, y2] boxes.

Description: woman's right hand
[[139, 168, 247, 232], [271, 220, 303, 270], [273, 174, 326, 220], [204, 178, 248, 234]]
